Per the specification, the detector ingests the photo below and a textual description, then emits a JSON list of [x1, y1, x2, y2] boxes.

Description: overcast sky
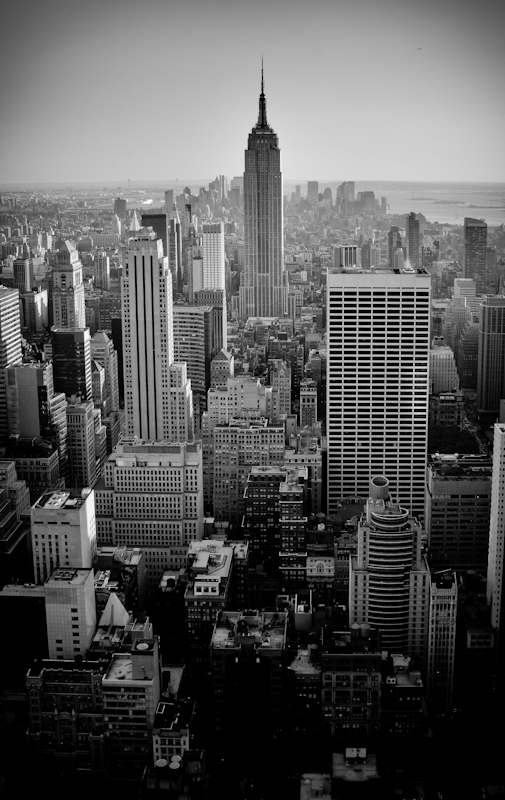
[[1, 0, 504, 184]]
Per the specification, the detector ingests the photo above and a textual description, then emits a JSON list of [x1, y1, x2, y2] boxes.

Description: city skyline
[[1, 0, 504, 184]]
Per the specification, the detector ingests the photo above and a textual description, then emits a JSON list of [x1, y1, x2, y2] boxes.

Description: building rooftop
[[300, 774, 331, 800], [104, 654, 134, 681], [332, 750, 378, 782], [431, 569, 457, 590], [34, 488, 92, 510], [154, 697, 195, 733], [103, 644, 156, 683], [111, 439, 201, 460], [185, 541, 233, 599], [5, 440, 58, 459], [27, 657, 111, 678], [46, 567, 93, 586], [212, 610, 287, 650], [428, 453, 493, 479], [321, 625, 381, 655]]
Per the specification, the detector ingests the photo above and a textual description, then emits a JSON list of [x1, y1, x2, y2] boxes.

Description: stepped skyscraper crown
[[239, 66, 286, 319]]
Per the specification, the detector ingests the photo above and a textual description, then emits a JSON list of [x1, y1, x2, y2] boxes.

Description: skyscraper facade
[[31, 488, 96, 584], [326, 268, 431, 517], [51, 241, 85, 329], [95, 439, 203, 589], [307, 181, 319, 205], [427, 570, 458, 713], [52, 327, 92, 402], [201, 222, 226, 291], [90, 330, 120, 415], [464, 217, 487, 293], [387, 226, 403, 269], [477, 295, 505, 416], [195, 222, 227, 352], [122, 234, 175, 441], [349, 476, 429, 661], [5, 362, 68, 474], [406, 212, 420, 269], [239, 71, 286, 319], [0, 287, 22, 438], [487, 423, 505, 632]]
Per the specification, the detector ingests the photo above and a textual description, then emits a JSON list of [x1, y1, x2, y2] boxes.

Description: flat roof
[[46, 568, 92, 586], [35, 490, 88, 510], [212, 610, 287, 650]]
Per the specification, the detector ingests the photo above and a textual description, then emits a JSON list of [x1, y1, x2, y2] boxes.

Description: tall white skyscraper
[[239, 69, 286, 319], [191, 222, 227, 350], [122, 232, 193, 443], [201, 222, 226, 291], [122, 234, 173, 439], [326, 268, 431, 517]]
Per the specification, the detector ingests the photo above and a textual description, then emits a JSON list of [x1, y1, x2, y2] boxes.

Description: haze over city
[[1, 0, 505, 184]]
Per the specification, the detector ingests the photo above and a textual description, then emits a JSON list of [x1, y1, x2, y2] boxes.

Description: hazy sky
[[1, 0, 504, 184]]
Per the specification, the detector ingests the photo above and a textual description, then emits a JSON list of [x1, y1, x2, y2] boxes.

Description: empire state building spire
[[257, 60, 268, 129]]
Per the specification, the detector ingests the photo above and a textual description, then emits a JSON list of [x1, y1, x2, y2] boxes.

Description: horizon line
[[2, 178, 505, 189]]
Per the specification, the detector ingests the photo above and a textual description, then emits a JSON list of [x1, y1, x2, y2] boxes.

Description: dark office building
[[52, 327, 92, 401], [141, 213, 168, 258]]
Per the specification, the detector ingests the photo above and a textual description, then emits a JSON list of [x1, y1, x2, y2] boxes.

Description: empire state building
[[239, 70, 286, 319]]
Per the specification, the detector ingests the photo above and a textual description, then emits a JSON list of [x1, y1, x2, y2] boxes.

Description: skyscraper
[[122, 233, 174, 441], [326, 267, 431, 517], [172, 304, 216, 428], [387, 226, 403, 269], [464, 217, 487, 293], [201, 222, 226, 291], [307, 181, 319, 205], [5, 362, 68, 474], [141, 212, 168, 258], [427, 570, 458, 713], [487, 423, 505, 632], [52, 327, 92, 402], [349, 476, 429, 661], [239, 69, 286, 319], [90, 330, 120, 415], [51, 240, 85, 329], [66, 399, 97, 488], [477, 295, 505, 417], [406, 212, 420, 269], [193, 222, 227, 350], [0, 287, 22, 438]]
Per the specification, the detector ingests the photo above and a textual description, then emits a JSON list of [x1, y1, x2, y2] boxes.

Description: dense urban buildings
[[2, 64, 505, 800]]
